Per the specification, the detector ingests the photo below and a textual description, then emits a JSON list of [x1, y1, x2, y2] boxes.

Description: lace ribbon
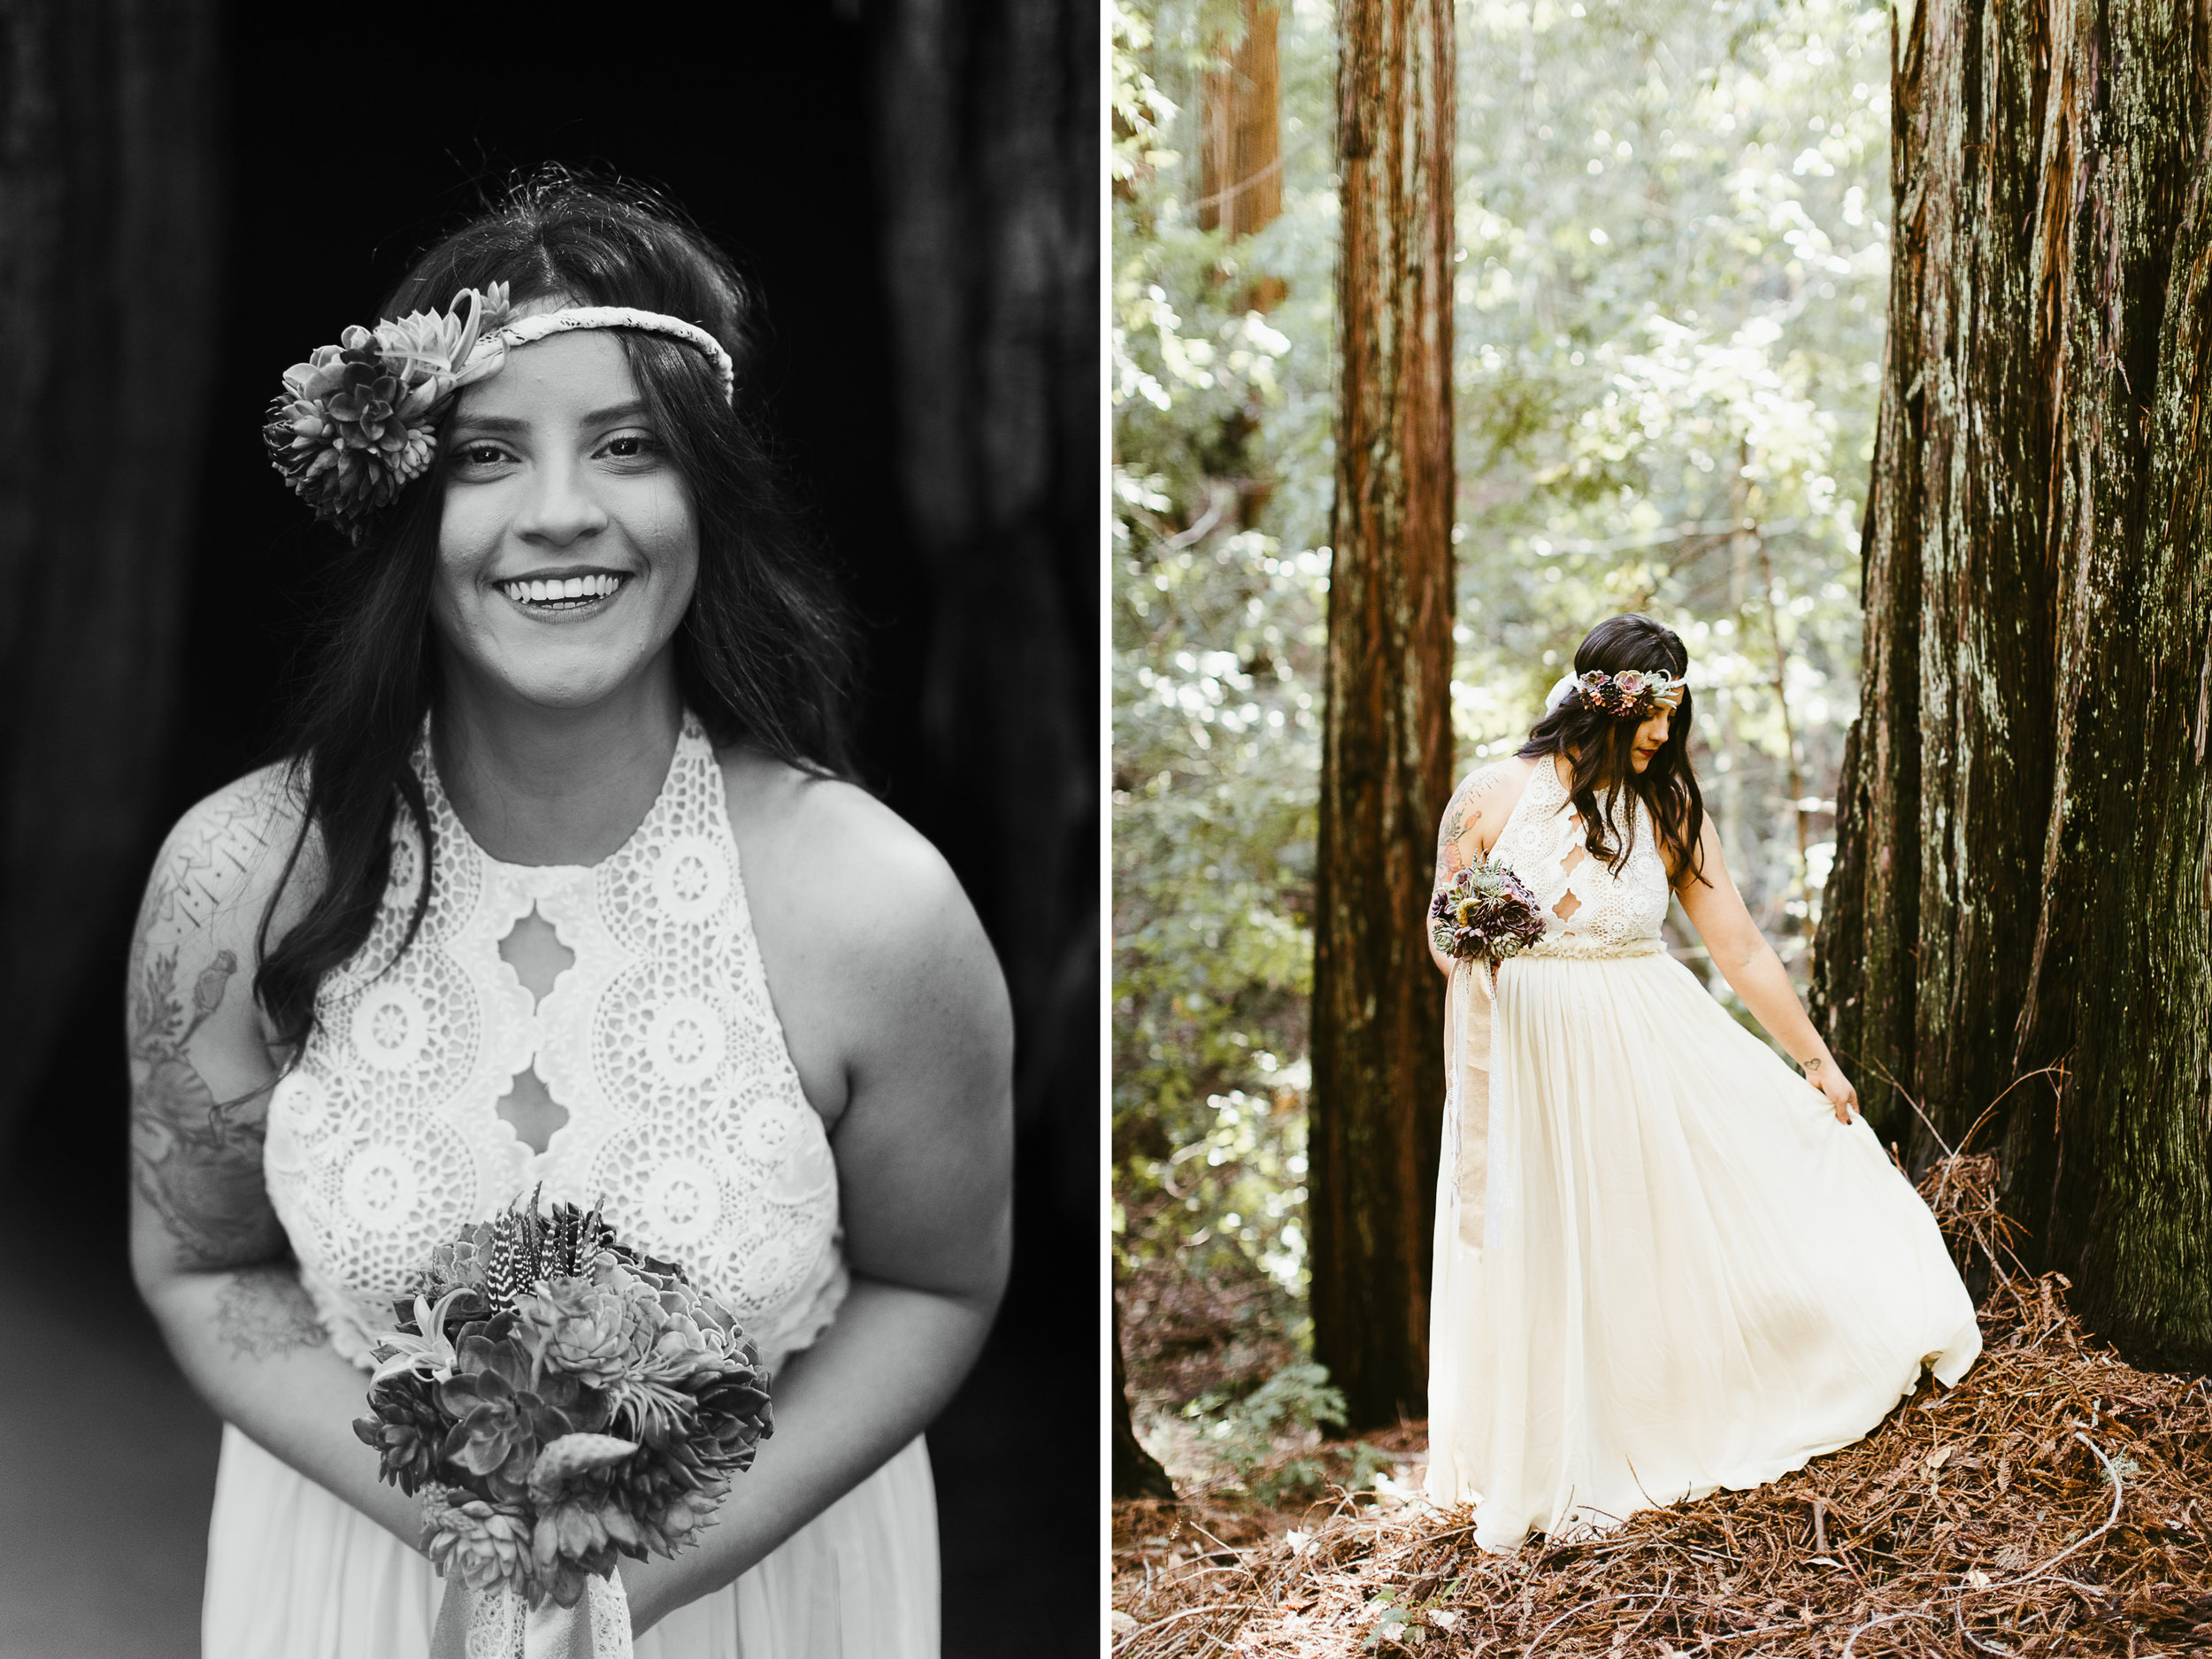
[[430, 1571, 632, 1659]]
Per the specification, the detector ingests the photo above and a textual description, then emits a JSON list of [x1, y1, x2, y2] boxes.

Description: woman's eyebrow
[[445, 402, 647, 439]]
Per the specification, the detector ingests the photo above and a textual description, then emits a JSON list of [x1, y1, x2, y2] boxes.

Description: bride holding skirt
[[1423, 618, 1978, 1549]]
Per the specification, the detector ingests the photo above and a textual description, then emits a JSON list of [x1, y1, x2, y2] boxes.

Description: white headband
[[470, 306, 737, 403]]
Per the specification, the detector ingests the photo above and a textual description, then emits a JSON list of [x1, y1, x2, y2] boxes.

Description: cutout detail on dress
[[494, 906, 575, 1156], [1555, 815, 1587, 919]]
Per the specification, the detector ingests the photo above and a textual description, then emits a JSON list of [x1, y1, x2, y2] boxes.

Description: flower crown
[[264, 283, 738, 539], [1545, 668, 1686, 719]]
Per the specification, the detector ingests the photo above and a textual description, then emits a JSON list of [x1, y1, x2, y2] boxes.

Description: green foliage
[[1114, 0, 1890, 1390], [1113, 0, 1340, 1333], [1179, 1362, 1388, 1504]]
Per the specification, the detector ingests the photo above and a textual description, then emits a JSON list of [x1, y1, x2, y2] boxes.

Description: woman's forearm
[[142, 1262, 422, 1548], [1713, 941, 1828, 1067], [620, 1275, 995, 1629]]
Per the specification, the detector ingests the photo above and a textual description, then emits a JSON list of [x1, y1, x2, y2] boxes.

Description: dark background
[[0, 2, 1098, 1653]]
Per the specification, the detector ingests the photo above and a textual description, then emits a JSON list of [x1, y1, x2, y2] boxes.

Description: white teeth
[[502, 574, 622, 605]]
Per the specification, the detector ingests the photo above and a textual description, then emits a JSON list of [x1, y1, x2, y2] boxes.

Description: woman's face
[[432, 329, 698, 712], [1628, 697, 1678, 773]]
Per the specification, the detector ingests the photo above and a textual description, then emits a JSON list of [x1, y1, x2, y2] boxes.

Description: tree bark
[[1814, 0, 2212, 1369], [1110, 1279, 1176, 1502], [0, 0, 222, 1141], [874, 0, 1099, 1224], [1198, 0, 1282, 240], [1308, 0, 1455, 1430]]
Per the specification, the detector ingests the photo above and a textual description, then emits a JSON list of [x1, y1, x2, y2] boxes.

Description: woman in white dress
[[124, 176, 1011, 1655], [1422, 613, 1978, 1550]]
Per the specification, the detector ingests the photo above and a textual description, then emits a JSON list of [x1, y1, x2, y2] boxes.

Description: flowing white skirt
[[201, 1427, 939, 1657], [1424, 950, 1980, 1550]]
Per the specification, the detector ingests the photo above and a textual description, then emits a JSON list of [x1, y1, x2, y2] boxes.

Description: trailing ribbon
[[430, 1571, 633, 1659]]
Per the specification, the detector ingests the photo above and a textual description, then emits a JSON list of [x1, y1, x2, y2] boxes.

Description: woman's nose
[[513, 456, 609, 546]]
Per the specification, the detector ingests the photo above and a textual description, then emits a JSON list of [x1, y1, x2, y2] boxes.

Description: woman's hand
[[1801, 1054, 1860, 1124]]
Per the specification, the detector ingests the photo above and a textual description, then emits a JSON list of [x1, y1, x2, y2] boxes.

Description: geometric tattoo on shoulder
[[213, 1264, 327, 1361]]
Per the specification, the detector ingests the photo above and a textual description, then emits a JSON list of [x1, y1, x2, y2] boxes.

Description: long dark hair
[[1517, 614, 1708, 885], [255, 171, 858, 1048]]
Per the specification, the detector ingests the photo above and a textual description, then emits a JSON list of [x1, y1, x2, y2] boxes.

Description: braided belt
[[1524, 934, 1665, 962]]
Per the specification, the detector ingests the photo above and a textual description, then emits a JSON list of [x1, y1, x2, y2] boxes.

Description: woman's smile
[[493, 567, 633, 617]]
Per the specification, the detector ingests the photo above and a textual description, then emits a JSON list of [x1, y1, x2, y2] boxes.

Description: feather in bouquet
[[1430, 853, 1548, 969], [352, 1189, 772, 1634]]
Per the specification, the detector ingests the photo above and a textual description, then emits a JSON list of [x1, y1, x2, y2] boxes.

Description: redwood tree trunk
[[0, 0, 222, 1140], [875, 0, 1099, 1221], [1814, 0, 2212, 1369], [1308, 0, 1455, 1429], [1198, 0, 1282, 240]]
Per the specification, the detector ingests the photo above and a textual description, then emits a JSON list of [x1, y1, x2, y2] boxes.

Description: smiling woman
[[126, 175, 1012, 1658], [436, 332, 705, 726]]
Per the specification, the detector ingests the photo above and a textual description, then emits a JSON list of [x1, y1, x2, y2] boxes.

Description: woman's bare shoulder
[[713, 747, 985, 972], [1440, 754, 1542, 855]]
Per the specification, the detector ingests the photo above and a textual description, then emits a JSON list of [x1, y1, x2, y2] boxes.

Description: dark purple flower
[[354, 1378, 444, 1494]]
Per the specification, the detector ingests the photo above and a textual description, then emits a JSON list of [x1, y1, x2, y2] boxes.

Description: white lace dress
[[201, 713, 938, 1656], [1423, 758, 1980, 1549]]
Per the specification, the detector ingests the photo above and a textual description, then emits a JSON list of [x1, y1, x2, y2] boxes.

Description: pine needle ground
[[1111, 1155, 2212, 1657]]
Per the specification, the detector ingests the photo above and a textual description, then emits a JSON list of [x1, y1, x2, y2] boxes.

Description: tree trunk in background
[[1110, 1276, 1175, 1501], [1199, 0, 1282, 240], [874, 0, 1099, 1223], [1308, 0, 1455, 1430], [0, 0, 221, 1143], [1814, 0, 2212, 1370]]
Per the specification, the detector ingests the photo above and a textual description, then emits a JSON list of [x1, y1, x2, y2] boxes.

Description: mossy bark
[[1814, 0, 2212, 1369], [1309, 0, 1456, 1429]]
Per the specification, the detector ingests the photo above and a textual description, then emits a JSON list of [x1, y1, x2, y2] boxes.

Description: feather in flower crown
[[263, 282, 737, 539], [1544, 668, 1686, 719]]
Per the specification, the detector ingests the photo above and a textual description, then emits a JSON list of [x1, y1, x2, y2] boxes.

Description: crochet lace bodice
[[1489, 757, 1671, 959], [262, 712, 846, 1371]]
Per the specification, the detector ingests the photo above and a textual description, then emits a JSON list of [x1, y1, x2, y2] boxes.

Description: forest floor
[[1112, 1156, 2212, 1657]]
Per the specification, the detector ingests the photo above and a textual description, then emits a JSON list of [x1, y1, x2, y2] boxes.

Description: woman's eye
[[602, 434, 656, 460], [455, 443, 510, 467]]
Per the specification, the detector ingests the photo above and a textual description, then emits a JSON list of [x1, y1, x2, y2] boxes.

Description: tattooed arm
[[1426, 758, 1540, 976], [127, 772, 423, 1548]]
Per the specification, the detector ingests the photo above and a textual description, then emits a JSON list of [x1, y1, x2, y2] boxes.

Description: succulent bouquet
[[1430, 855, 1549, 970], [265, 281, 514, 538], [352, 1191, 771, 1647]]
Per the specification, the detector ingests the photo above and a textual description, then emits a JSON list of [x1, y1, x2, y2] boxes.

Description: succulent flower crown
[[264, 282, 738, 539], [1544, 667, 1686, 719]]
